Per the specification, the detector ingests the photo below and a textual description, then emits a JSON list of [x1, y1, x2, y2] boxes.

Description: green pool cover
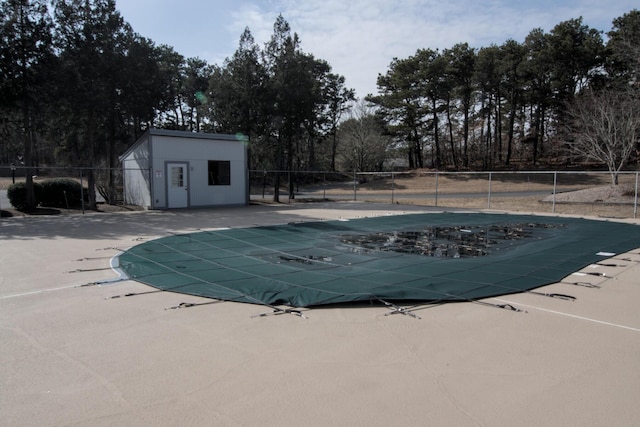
[[117, 213, 639, 307]]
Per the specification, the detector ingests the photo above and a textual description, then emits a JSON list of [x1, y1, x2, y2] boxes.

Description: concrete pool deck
[[1, 202, 639, 426]]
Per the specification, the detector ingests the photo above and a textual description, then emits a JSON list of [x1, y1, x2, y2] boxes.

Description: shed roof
[[119, 129, 246, 161]]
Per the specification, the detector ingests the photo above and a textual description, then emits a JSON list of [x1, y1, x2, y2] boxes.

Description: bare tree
[[336, 100, 391, 171], [564, 88, 639, 185]]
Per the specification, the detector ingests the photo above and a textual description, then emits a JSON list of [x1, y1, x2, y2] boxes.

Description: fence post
[[487, 172, 492, 209], [323, 172, 326, 201], [552, 171, 557, 214], [391, 172, 395, 204], [79, 169, 85, 214], [353, 170, 357, 201], [634, 172, 638, 219], [435, 172, 439, 207]]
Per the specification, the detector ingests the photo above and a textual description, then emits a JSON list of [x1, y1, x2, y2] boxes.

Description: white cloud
[[229, 3, 276, 45], [151, 0, 638, 98]]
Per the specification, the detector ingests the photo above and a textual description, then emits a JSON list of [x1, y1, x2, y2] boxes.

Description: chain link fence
[[0, 165, 129, 210], [2, 165, 638, 218], [250, 169, 639, 219]]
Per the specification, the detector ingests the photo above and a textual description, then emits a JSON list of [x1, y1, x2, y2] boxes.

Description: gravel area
[[543, 184, 637, 204]]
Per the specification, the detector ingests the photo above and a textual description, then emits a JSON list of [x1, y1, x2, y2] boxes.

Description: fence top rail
[[2, 166, 152, 172], [351, 170, 639, 176], [249, 170, 350, 175], [4, 166, 639, 175], [3, 165, 120, 171]]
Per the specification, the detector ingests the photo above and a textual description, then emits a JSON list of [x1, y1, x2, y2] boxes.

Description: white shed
[[119, 129, 249, 209]]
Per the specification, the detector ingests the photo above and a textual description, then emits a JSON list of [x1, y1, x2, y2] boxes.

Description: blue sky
[[115, 0, 637, 98]]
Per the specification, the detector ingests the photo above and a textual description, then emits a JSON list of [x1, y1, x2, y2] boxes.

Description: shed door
[[167, 162, 188, 208]]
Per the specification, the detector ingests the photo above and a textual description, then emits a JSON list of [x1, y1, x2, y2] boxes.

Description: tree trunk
[[24, 126, 36, 210], [288, 135, 295, 200], [539, 107, 546, 157], [308, 134, 316, 171], [330, 131, 337, 171], [532, 105, 540, 166], [273, 172, 280, 203], [108, 112, 116, 204], [432, 100, 441, 169], [273, 134, 284, 203], [446, 97, 458, 169], [86, 114, 97, 210], [505, 91, 518, 166], [19, 11, 36, 211], [495, 91, 502, 164], [485, 96, 492, 170], [414, 136, 423, 169], [463, 100, 470, 168]]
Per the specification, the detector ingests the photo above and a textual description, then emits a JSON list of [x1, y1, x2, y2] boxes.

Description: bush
[[40, 178, 85, 208], [7, 182, 44, 210]]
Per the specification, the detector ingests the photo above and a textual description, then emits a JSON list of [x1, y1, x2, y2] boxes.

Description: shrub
[[7, 182, 44, 210], [40, 178, 85, 208]]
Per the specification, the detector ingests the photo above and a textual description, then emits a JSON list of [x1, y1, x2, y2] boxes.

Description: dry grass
[[0, 177, 16, 190], [298, 171, 639, 218]]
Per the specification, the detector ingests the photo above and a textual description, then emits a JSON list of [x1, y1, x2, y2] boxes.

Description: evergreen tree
[[52, 0, 134, 208], [0, 0, 53, 209], [443, 43, 476, 168], [368, 54, 426, 169], [322, 73, 355, 171], [498, 39, 526, 166], [606, 10, 640, 88]]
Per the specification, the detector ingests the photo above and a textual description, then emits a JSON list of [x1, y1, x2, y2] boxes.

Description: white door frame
[[166, 162, 189, 208]]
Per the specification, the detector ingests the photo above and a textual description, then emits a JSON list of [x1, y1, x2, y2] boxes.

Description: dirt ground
[[286, 171, 639, 219]]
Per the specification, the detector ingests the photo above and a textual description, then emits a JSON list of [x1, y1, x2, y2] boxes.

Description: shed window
[[171, 166, 184, 187], [208, 160, 231, 185]]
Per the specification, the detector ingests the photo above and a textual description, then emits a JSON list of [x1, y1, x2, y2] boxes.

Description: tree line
[[1, 1, 639, 209], [366, 11, 640, 180], [1, 0, 357, 206]]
